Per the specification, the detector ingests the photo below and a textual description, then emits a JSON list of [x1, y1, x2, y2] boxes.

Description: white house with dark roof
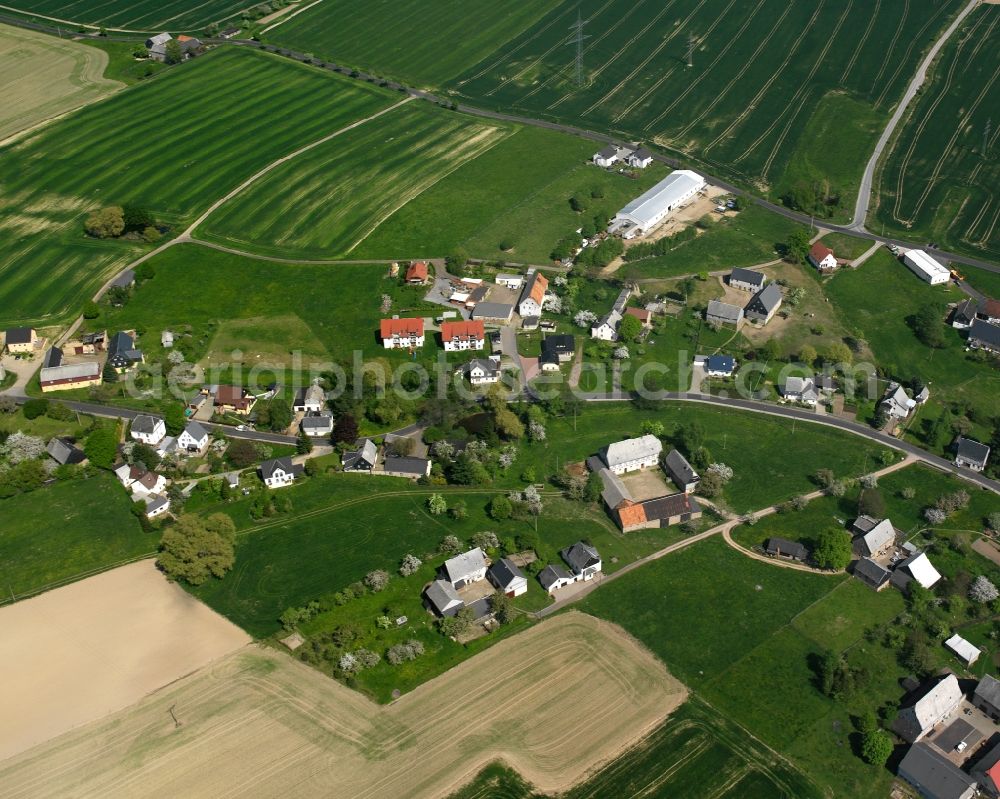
[[539, 564, 575, 594], [663, 449, 699, 493], [881, 384, 916, 420], [852, 516, 896, 558], [259, 456, 301, 488], [130, 415, 166, 445], [854, 557, 891, 591], [602, 434, 663, 475], [591, 309, 622, 341], [178, 421, 209, 453], [562, 542, 602, 580], [488, 558, 528, 597], [4, 326, 37, 354], [443, 547, 487, 589], [143, 495, 171, 519], [894, 674, 963, 742], [424, 579, 464, 617], [627, 147, 653, 168], [743, 283, 782, 324], [729, 268, 766, 293], [780, 376, 818, 405], [955, 437, 990, 472], [459, 358, 501, 385], [381, 455, 431, 479], [301, 413, 333, 437], [293, 383, 326, 413], [593, 144, 622, 167]]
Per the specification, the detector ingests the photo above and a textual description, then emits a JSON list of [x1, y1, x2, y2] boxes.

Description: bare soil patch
[[0, 560, 250, 763], [973, 538, 1000, 567], [620, 468, 673, 501], [0, 612, 686, 798]]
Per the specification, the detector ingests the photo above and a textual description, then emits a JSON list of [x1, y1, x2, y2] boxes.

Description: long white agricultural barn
[[902, 249, 950, 285], [611, 170, 706, 235]]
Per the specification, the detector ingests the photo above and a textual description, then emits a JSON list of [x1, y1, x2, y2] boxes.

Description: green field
[[450, 698, 821, 798], [5, 0, 255, 30], [873, 6, 1000, 261], [581, 537, 906, 799], [271, 0, 563, 87], [0, 473, 156, 601], [0, 47, 393, 327]]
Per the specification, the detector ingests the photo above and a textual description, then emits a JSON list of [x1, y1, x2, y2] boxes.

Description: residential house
[[488, 558, 528, 597], [780, 376, 819, 405], [517, 271, 549, 318], [380, 317, 425, 349], [955, 437, 990, 472], [214, 385, 255, 415], [496, 274, 524, 291], [64, 330, 106, 355], [951, 298, 979, 329], [624, 307, 651, 327], [562, 542, 602, 581], [110, 269, 135, 289], [897, 743, 976, 799], [591, 309, 622, 341], [895, 674, 963, 742], [143, 495, 170, 519], [765, 537, 808, 562], [539, 564, 576, 594], [706, 300, 744, 329], [521, 315, 539, 331], [854, 557, 891, 591], [981, 299, 1000, 324], [852, 516, 897, 557], [292, 383, 326, 413], [145, 32, 171, 48], [405, 261, 429, 284], [46, 437, 85, 466], [301, 413, 334, 437], [381, 455, 431, 479], [705, 354, 735, 377], [424, 580, 464, 617], [130, 415, 166, 445], [627, 147, 653, 169], [743, 283, 782, 324], [4, 327, 36, 354], [972, 741, 1000, 798], [441, 320, 485, 351], [107, 331, 144, 372], [944, 633, 980, 667], [729, 268, 766, 293], [471, 302, 514, 324], [974, 674, 1000, 719], [130, 469, 167, 498], [178, 421, 210, 453], [541, 335, 574, 362], [259, 456, 302, 488], [40, 362, 101, 393], [460, 358, 501, 385], [602, 434, 663, 475], [443, 547, 488, 588], [663, 449, 699, 493], [881, 384, 916, 420], [968, 319, 1000, 353], [891, 552, 942, 593], [807, 241, 838, 272], [219, 27, 241, 39], [593, 144, 621, 167], [161, 330, 174, 348], [343, 439, 378, 472], [616, 492, 702, 533]]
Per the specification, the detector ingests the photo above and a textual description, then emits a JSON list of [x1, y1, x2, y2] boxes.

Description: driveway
[[0, 348, 44, 395]]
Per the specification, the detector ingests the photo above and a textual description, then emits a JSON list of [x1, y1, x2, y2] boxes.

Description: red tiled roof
[[528, 272, 548, 304], [215, 385, 251, 407], [440, 320, 484, 341], [406, 262, 428, 281], [380, 318, 424, 338], [625, 307, 650, 322], [809, 241, 834, 261], [982, 298, 1000, 318], [988, 760, 1000, 789], [617, 501, 647, 529]]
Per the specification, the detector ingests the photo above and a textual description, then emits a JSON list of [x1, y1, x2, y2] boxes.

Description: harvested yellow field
[[0, 560, 251, 763], [0, 612, 686, 798], [0, 24, 122, 144]]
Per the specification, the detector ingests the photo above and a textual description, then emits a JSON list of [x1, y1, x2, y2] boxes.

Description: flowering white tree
[[364, 569, 390, 592], [544, 294, 563, 313], [431, 440, 454, 460], [0, 432, 46, 464], [707, 463, 734, 483], [553, 275, 568, 287], [498, 445, 518, 469], [859, 474, 878, 489], [472, 531, 499, 550], [574, 310, 597, 328], [923, 507, 947, 525], [613, 346, 630, 360], [970, 576, 999, 604], [399, 553, 422, 576], [523, 485, 543, 515], [528, 421, 546, 442], [339, 653, 360, 673], [356, 649, 380, 668]]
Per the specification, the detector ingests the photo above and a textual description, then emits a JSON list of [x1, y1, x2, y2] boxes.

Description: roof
[[953, 298, 978, 323], [541, 334, 574, 354], [518, 272, 548, 308], [706, 300, 743, 323], [898, 743, 976, 799], [380, 317, 424, 338], [616, 170, 705, 228], [488, 558, 526, 589], [896, 674, 963, 741], [444, 548, 487, 583], [617, 501, 648, 528], [897, 552, 942, 589], [343, 439, 378, 470], [970, 319, 1000, 347], [183, 421, 209, 441], [587, 457, 631, 509], [46, 437, 84, 465], [5, 326, 34, 344], [561, 542, 600, 572], [765, 537, 809, 560], [604, 434, 662, 469], [40, 362, 101, 384], [905, 249, 950, 280], [977, 674, 1000, 708], [624, 307, 650, 322], [382, 455, 430, 476], [809, 241, 835, 262], [260, 456, 295, 479], [981, 298, 1000, 318], [471, 302, 513, 320], [131, 415, 163, 434], [630, 147, 653, 160], [294, 383, 326, 407], [441, 320, 485, 340], [859, 517, 895, 554], [730, 267, 766, 287], [496, 273, 522, 283], [973, 740, 1000, 793], [956, 436, 990, 466], [705, 354, 735, 373], [108, 331, 134, 355], [664, 449, 698, 486], [594, 309, 622, 332], [539, 564, 573, 591], [424, 580, 463, 614], [147, 32, 171, 45], [945, 633, 980, 664], [883, 384, 915, 415], [405, 261, 428, 281], [464, 358, 499, 377], [639, 492, 701, 522], [783, 376, 818, 400], [745, 283, 782, 314], [42, 347, 62, 368], [853, 514, 879, 533], [215, 385, 251, 406], [854, 557, 890, 589], [595, 144, 618, 159], [301, 413, 333, 430]]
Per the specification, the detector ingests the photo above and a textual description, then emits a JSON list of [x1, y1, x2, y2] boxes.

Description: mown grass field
[[874, 6, 1000, 262], [0, 24, 122, 143], [6, 0, 254, 29], [0, 473, 155, 601], [581, 537, 906, 799], [0, 47, 394, 328], [450, 697, 821, 798], [271, 0, 563, 88]]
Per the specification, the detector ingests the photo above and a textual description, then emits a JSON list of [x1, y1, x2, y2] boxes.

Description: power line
[[567, 10, 590, 88]]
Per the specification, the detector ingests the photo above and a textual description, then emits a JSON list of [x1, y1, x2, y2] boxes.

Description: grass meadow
[[0, 24, 122, 143], [5, 0, 254, 30], [873, 6, 1000, 261], [0, 47, 394, 327]]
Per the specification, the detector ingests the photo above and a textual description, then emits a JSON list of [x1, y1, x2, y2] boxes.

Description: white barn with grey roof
[[706, 300, 744, 328], [488, 558, 528, 597], [945, 633, 980, 666], [424, 579, 464, 617], [895, 674, 963, 742], [602, 434, 663, 474], [610, 170, 705, 235], [443, 547, 487, 588]]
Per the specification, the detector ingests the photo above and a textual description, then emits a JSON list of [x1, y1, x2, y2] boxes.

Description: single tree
[[617, 313, 643, 343], [427, 493, 447, 515], [164, 39, 184, 64], [970, 575, 999, 604], [364, 569, 389, 592], [84, 206, 124, 238], [164, 403, 185, 436], [489, 495, 513, 520], [102, 359, 118, 383], [84, 426, 118, 469], [860, 730, 893, 766], [785, 230, 810, 264], [491, 590, 515, 625], [332, 413, 358, 444], [814, 527, 852, 570], [157, 513, 236, 585]]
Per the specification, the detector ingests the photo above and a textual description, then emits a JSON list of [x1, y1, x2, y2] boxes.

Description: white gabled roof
[[861, 518, 895, 553], [905, 552, 942, 589], [616, 170, 705, 228], [897, 674, 962, 740], [945, 634, 980, 665], [604, 434, 663, 468], [443, 547, 486, 583]]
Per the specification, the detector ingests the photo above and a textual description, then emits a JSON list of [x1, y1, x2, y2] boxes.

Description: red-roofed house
[[624, 307, 651, 327], [381, 318, 425, 349], [214, 385, 256, 415], [405, 261, 429, 284], [517, 271, 549, 317], [440, 320, 485, 351], [981, 298, 1000, 324], [808, 242, 837, 272]]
